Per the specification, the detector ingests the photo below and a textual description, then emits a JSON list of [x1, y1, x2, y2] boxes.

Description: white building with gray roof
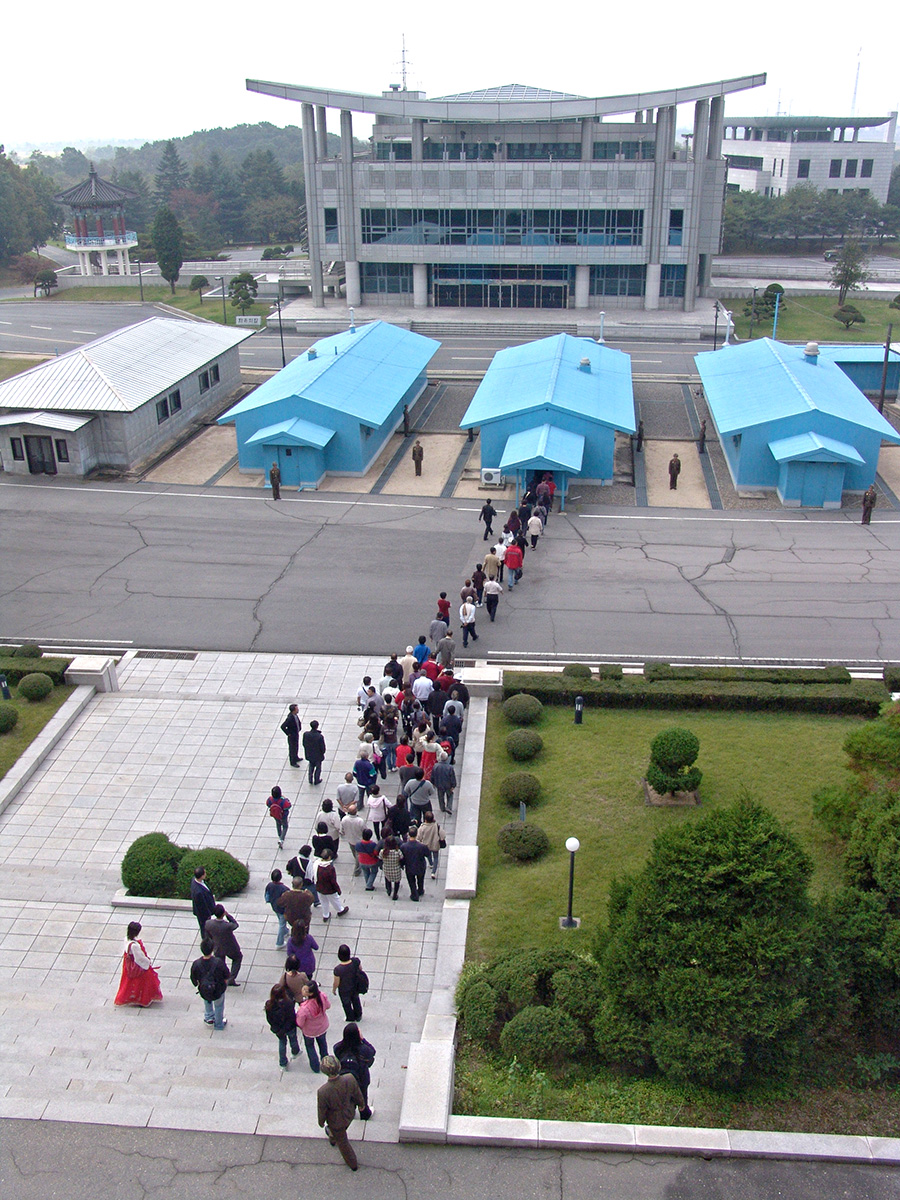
[[0, 317, 252, 478]]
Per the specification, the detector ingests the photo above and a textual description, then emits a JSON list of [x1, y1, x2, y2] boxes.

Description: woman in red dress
[[114, 921, 163, 1007]]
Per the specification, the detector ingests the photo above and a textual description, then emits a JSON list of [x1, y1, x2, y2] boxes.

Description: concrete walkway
[[0, 651, 464, 1141]]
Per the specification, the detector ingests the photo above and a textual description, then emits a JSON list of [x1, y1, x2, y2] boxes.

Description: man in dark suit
[[204, 904, 243, 985], [281, 703, 302, 768], [302, 719, 327, 785], [190, 866, 216, 935]]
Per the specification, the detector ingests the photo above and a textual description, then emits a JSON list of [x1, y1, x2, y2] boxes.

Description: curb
[[0, 685, 95, 817]]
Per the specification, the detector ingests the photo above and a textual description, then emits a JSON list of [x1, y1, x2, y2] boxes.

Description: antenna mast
[[850, 47, 862, 116], [401, 34, 408, 91]]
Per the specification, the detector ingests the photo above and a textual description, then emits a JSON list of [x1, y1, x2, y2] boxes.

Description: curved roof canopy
[[55, 166, 138, 208], [246, 74, 766, 122]]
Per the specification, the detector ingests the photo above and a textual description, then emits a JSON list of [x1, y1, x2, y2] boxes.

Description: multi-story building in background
[[247, 73, 765, 312]]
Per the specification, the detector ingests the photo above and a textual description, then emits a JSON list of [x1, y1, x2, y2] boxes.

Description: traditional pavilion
[[55, 167, 138, 277], [459, 333, 635, 509]]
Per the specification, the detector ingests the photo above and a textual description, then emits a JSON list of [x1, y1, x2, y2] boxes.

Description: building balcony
[[65, 232, 138, 250]]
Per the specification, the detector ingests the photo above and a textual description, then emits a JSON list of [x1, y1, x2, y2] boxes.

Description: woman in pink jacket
[[296, 980, 331, 1072]]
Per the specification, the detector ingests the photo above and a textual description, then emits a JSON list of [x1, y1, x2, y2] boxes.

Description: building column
[[345, 260, 361, 306], [644, 264, 661, 310], [316, 106, 328, 158], [681, 98, 710, 313], [412, 119, 425, 161], [580, 117, 593, 161], [574, 264, 590, 308], [707, 95, 724, 159], [100, 249, 109, 276], [413, 263, 428, 309], [78, 250, 90, 276], [302, 102, 325, 307], [644, 105, 675, 312]]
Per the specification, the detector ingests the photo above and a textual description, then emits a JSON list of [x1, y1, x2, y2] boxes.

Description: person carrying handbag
[[416, 810, 446, 879]]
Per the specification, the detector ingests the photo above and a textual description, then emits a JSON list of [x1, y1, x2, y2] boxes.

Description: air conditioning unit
[[481, 468, 505, 487]]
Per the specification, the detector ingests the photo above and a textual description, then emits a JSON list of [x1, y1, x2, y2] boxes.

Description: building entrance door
[[24, 435, 57, 475]]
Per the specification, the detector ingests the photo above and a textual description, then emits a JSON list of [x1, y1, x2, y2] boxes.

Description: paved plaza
[[0, 651, 470, 1141]]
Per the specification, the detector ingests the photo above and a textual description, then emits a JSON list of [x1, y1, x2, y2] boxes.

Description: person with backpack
[[332, 943, 368, 1022], [333, 1021, 376, 1118], [265, 982, 300, 1069], [189, 938, 229, 1030], [266, 786, 291, 849], [264, 868, 290, 948]]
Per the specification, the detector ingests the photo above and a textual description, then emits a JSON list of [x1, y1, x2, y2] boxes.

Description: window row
[[156, 388, 182, 425], [827, 158, 874, 179], [358, 262, 686, 298], [359, 207, 645, 247], [10, 437, 69, 462], [375, 141, 655, 162]]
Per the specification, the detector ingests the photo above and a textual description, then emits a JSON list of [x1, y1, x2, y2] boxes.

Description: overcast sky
[[4, 0, 898, 154]]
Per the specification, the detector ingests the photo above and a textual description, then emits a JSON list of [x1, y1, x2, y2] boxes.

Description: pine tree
[[151, 206, 184, 293], [154, 140, 189, 206]]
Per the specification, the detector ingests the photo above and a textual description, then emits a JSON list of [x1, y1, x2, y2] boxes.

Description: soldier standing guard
[[412, 440, 424, 477], [269, 462, 281, 500]]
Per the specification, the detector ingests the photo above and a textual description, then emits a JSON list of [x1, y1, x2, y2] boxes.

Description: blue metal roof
[[499, 424, 586, 472], [768, 432, 864, 464], [694, 339, 900, 440], [818, 344, 900, 365], [219, 321, 440, 425], [245, 416, 335, 449], [460, 333, 634, 432]]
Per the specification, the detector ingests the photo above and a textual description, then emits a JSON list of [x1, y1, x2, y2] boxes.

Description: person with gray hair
[[317, 1054, 366, 1170]]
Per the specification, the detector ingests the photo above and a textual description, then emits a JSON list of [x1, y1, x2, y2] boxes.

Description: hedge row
[[502, 672, 888, 717], [883, 666, 900, 693], [0, 656, 72, 685], [644, 662, 852, 685]]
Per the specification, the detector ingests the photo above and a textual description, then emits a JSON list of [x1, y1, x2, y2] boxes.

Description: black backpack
[[355, 959, 369, 995]]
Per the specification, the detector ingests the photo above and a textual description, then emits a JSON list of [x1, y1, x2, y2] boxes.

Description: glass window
[[589, 265, 646, 297], [668, 209, 684, 247], [360, 262, 414, 294], [156, 398, 169, 423], [797, 159, 810, 179], [210, 364, 219, 385], [54, 439, 69, 462], [169, 389, 181, 413], [861, 159, 874, 178], [324, 208, 339, 244], [11, 437, 24, 460], [829, 159, 842, 178], [199, 371, 210, 394], [845, 159, 858, 178], [659, 265, 686, 298]]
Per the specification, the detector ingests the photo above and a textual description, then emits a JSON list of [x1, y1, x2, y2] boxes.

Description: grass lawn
[[725, 292, 900, 344], [0, 685, 75, 782], [457, 700, 900, 1133], [47, 285, 270, 326], [0, 358, 40, 382], [468, 703, 854, 961]]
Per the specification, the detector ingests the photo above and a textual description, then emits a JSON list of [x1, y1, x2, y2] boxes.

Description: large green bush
[[13, 641, 42, 658], [502, 693, 544, 726], [499, 1005, 584, 1066], [487, 947, 577, 1015], [121, 832, 185, 897], [175, 848, 249, 899], [0, 702, 19, 734], [17, 673, 53, 702], [646, 727, 701, 795], [499, 772, 542, 806], [457, 974, 498, 1045], [506, 728, 543, 761], [497, 822, 549, 861]]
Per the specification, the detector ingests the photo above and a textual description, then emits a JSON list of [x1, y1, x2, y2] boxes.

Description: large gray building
[[247, 74, 765, 313], [723, 114, 897, 202]]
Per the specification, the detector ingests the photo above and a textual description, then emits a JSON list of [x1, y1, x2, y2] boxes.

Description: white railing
[[64, 232, 137, 249]]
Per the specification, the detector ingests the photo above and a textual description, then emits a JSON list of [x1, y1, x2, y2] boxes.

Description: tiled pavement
[[0, 652, 462, 1141]]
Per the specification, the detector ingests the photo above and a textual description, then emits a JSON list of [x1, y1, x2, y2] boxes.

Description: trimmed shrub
[[175, 848, 249, 899], [0, 702, 19, 734], [457, 975, 498, 1045], [890, 294, 900, 311], [499, 772, 542, 806], [121, 832, 185, 897], [812, 783, 863, 840], [562, 662, 592, 680], [506, 728, 543, 762], [596, 663, 624, 680], [17, 673, 53, 702], [646, 727, 701, 795], [502, 692, 543, 726], [551, 960, 605, 1026], [488, 947, 577, 1014], [499, 1005, 584, 1066], [0, 656, 71, 686], [644, 662, 851, 685], [834, 305, 865, 329], [13, 642, 42, 658], [497, 822, 550, 861]]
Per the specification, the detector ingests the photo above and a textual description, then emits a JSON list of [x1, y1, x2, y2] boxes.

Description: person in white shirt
[[459, 600, 479, 648], [412, 673, 433, 702], [340, 804, 366, 876], [527, 513, 543, 549], [483, 577, 503, 622], [314, 799, 342, 841]]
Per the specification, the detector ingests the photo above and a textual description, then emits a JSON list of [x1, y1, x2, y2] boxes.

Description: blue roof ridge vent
[[767, 337, 817, 413], [544, 335, 567, 406]]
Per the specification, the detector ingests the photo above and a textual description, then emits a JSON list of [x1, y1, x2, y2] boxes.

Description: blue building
[[695, 338, 900, 508], [818, 344, 900, 397], [459, 333, 634, 508], [219, 321, 439, 488]]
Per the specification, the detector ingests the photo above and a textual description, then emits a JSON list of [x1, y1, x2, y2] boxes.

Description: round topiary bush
[[497, 822, 550, 861], [499, 772, 543, 806], [646, 726, 702, 795], [175, 848, 249, 899], [17, 673, 53, 702], [499, 1004, 584, 1066], [457, 975, 498, 1046], [562, 662, 592, 680], [0, 702, 19, 734], [121, 832, 185, 897], [506, 728, 543, 762], [889, 293, 900, 310], [502, 692, 543, 726], [13, 642, 42, 658]]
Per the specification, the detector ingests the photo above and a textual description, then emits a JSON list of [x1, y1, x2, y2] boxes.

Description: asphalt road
[[1, 1119, 897, 1200], [2, 477, 899, 661]]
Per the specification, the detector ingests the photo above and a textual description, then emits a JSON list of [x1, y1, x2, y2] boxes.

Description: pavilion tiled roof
[[54, 167, 138, 207]]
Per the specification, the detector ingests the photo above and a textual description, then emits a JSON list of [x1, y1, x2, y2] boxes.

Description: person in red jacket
[[505, 541, 524, 589]]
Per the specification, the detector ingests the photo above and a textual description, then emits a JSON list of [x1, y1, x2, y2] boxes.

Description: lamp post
[[136, 261, 143, 303], [216, 276, 227, 325], [560, 837, 580, 929]]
